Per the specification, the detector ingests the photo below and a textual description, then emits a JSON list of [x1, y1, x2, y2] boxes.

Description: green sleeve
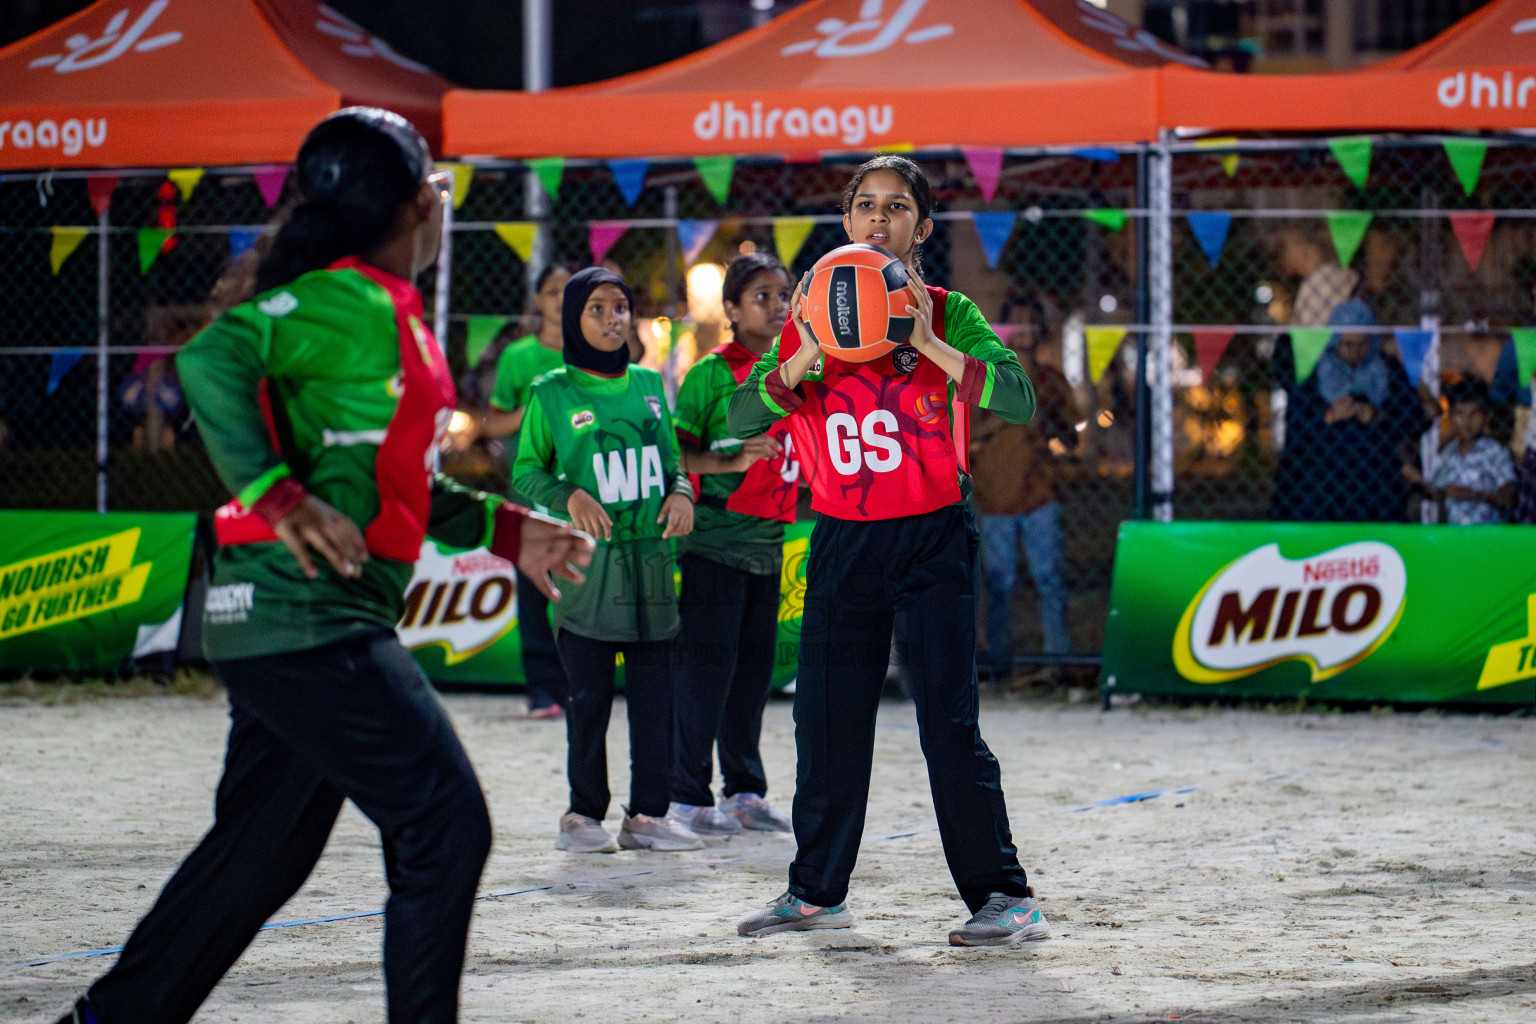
[[672, 356, 712, 447], [511, 391, 578, 515], [488, 341, 522, 412], [946, 292, 1036, 425], [727, 337, 795, 439], [178, 308, 294, 507], [658, 388, 694, 497]]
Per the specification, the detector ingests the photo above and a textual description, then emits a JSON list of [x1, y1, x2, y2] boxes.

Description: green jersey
[[180, 260, 499, 660], [489, 334, 564, 503], [513, 365, 691, 642], [673, 342, 792, 575]]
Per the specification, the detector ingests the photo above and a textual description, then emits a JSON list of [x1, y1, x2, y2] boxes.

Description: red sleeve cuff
[[250, 477, 308, 526], [490, 502, 529, 565], [764, 367, 805, 414], [956, 355, 988, 405]]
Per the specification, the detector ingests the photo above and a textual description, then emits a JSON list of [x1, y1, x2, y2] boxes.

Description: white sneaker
[[618, 808, 704, 851], [720, 792, 792, 832], [668, 801, 742, 836], [555, 812, 619, 853]]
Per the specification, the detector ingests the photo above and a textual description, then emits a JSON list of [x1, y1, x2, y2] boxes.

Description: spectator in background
[[1404, 379, 1515, 524], [1278, 226, 1360, 326], [970, 297, 1077, 681], [1492, 277, 1536, 521], [1271, 299, 1425, 522]]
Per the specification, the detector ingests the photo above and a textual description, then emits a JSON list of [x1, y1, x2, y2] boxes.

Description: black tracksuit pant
[[556, 631, 674, 820], [518, 581, 568, 710], [86, 630, 492, 1024], [671, 552, 779, 807], [788, 504, 1029, 915]]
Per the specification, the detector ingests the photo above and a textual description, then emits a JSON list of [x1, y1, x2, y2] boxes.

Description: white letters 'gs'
[[825, 411, 902, 474]]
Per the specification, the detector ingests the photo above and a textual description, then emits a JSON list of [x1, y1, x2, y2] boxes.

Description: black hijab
[[562, 266, 634, 375]]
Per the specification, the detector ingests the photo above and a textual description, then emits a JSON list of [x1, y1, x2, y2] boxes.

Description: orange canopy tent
[[0, 0, 449, 171], [444, 0, 1204, 159], [1161, 0, 1536, 134]]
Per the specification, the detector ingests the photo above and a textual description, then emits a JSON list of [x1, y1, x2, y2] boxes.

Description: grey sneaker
[[719, 792, 791, 832], [668, 801, 742, 836], [948, 891, 1050, 946], [554, 812, 619, 853], [618, 809, 704, 851], [738, 891, 853, 936]]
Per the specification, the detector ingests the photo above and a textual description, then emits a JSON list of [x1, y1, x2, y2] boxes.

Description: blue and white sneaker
[[668, 801, 742, 836], [738, 891, 853, 936], [719, 792, 792, 832], [948, 891, 1050, 946]]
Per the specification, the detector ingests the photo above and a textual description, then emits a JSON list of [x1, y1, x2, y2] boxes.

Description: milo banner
[[0, 511, 196, 674], [1103, 522, 1536, 705], [400, 518, 813, 688]]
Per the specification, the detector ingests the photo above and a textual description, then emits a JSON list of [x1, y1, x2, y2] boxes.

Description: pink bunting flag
[[588, 222, 628, 265], [130, 347, 176, 376], [961, 146, 1004, 202], [1449, 212, 1495, 272], [253, 165, 290, 208], [86, 175, 118, 218], [1191, 329, 1235, 380]]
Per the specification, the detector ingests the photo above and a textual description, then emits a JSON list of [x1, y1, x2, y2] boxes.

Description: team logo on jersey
[[892, 345, 920, 375], [915, 389, 946, 425], [646, 395, 664, 420], [257, 291, 298, 318], [570, 408, 596, 432]]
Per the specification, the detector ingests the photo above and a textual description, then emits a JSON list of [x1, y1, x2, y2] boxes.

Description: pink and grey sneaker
[[948, 891, 1050, 946], [719, 792, 792, 832], [738, 891, 853, 936]]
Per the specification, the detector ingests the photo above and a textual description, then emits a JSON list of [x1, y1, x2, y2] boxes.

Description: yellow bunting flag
[[772, 217, 816, 268], [1086, 327, 1127, 383], [49, 226, 89, 275], [494, 222, 538, 263], [167, 168, 205, 203], [1193, 136, 1240, 177], [875, 142, 915, 153], [434, 162, 473, 209]]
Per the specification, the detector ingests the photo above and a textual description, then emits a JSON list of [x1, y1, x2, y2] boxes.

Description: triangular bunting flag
[[1394, 330, 1434, 387], [874, 142, 915, 153], [253, 165, 289, 207], [1511, 328, 1536, 389], [1187, 211, 1232, 268], [1449, 211, 1495, 272], [494, 222, 538, 263], [782, 151, 821, 164], [1443, 137, 1488, 197], [1085, 208, 1127, 231], [1191, 329, 1235, 380], [960, 146, 1004, 202], [526, 156, 565, 201], [1290, 327, 1332, 382], [1073, 148, 1119, 163], [49, 226, 89, 275], [1326, 211, 1372, 267], [167, 167, 205, 203], [1221, 153, 1240, 178], [138, 228, 174, 274], [47, 350, 85, 395], [677, 219, 718, 265], [608, 159, 648, 205], [1085, 327, 1127, 383], [589, 222, 628, 265], [228, 227, 263, 260], [988, 324, 1017, 346], [971, 212, 1015, 269], [465, 315, 512, 367], [1192, 136, 1241, 177], [1327, 136, 1373, 189], [772, 216, 816, 268], [86, 174, 118, 217], [692, 155, 735, 205], [434, 162, 473, 209]]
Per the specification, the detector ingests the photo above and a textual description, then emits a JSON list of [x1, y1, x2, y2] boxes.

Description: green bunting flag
[[137, 228, 174, 274], [526, 156, 565, 201], [49, 226, 89, 275], [1084, 208, 1127, 231], [1327, 136, 1373, 189], [1291, 327, 1332, 382], [1443, 137, 1488, 197], [465, 315, 512, 368], [1326, 211, 1373, 267], [1511, 328, 1536, 389], [693, 154, 736, 204]]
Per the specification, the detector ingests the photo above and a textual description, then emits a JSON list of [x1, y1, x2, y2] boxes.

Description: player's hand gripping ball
[[798, 243, 914, 363]]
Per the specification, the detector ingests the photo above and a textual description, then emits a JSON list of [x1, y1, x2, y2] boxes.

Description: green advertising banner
[[0, 511, 196, 674], [1103, 522, 1536, 705], [401, 519, 814, 688]]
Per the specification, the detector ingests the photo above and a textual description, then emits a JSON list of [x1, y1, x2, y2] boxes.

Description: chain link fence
[[4, 135, 1533, 662]]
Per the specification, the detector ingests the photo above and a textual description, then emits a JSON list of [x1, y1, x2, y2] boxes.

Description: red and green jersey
[[673, 341, 795, 576], [180, 259, 500, 659], [513, 365, 691, 642], [727, 288, 1035, 522]]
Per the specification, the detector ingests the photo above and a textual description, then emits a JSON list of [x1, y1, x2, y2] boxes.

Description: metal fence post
[[434, 195, 454, 349], [95, 202, 109, 513], [1133, 144, 1151, 520], [1149, 137, 1174, 522]]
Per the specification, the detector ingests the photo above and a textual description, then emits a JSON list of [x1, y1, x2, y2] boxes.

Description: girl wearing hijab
[[513, 267, 703, 853]]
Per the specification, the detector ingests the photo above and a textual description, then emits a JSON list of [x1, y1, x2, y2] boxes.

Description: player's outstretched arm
[[944, 293, 1037, 425]]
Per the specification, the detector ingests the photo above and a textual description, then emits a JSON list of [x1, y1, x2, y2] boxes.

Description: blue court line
[[1065, 785, 1197, 812]]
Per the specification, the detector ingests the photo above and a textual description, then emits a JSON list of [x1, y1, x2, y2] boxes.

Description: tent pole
[[1132, 145, 1151, 520], [524, 0, 552, 301], [1150, 133, 1174, 522], [96, 203, 110, 513]]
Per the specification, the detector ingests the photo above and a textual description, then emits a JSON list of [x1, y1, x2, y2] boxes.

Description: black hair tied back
[[840, 155, 934, 270], [255, 107, 431, 294]]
